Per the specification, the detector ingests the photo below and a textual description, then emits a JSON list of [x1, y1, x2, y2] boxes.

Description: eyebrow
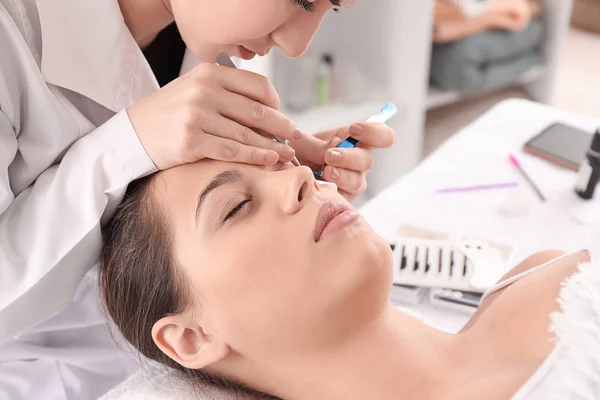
[[195, 169, 245, 224]]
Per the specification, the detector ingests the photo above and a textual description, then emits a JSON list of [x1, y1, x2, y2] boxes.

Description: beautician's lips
[[313, 201, 359, 242], [238, 46, 256, 60]]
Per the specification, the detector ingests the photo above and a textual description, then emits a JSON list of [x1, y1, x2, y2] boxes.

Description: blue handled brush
[[314, 103, 397, 179]]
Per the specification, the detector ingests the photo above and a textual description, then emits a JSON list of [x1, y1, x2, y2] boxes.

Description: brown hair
[[100, 176, 280, 399]]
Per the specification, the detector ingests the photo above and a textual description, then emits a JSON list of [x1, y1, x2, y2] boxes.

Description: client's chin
[[358, 230, 395, 307], [343, 217, 393, 286], [323, 224, 394, 336]]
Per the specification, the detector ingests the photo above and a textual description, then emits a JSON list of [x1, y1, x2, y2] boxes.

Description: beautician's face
[[169, 0, 356, 61], [153, 160, 392, 357]]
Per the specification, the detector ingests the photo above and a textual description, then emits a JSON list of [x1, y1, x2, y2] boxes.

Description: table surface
[[360, 99, 600, 332]]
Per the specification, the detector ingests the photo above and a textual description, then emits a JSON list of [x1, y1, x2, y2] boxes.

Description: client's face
[[152, 160, 392, 366]]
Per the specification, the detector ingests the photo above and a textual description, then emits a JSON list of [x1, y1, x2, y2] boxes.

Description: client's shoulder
[[498, 250, 589, 284], [461, 249, 589, 333]]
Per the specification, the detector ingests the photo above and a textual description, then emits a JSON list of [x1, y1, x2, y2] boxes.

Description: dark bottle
[[576, 129, 600, 200]]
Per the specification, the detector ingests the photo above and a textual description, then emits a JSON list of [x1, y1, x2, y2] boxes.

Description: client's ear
[[152, 314, 230, 369]]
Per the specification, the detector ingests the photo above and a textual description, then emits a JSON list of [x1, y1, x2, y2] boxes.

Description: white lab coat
[[0, 0, 176, 398]]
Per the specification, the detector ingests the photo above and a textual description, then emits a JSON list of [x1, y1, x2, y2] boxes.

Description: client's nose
[[279, 166, 316, 215]]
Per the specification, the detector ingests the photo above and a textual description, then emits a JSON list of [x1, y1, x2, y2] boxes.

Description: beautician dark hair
[[100, 176, 280, 399]]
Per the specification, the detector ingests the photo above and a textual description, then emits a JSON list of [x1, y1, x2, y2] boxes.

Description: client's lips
[[313, 201, 359, 242]]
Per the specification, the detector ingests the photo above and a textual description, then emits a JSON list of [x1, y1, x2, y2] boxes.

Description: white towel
[[99, 366, 264, 400], [548, 251, 600, 400]]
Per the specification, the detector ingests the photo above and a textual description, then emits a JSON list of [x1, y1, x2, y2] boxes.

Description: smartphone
[[523, 122, 593, 171]]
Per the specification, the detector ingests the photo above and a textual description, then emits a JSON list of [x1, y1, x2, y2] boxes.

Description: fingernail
[[265, 151, 279, 165], [327, 150, 342, 164], [331, 167, 341, 180], [349, 124, 363, 136], [276, 143, 295, 159], [282, 146, 295, 161], [329, 137, 342, 147], [293, 128, 303, 140]]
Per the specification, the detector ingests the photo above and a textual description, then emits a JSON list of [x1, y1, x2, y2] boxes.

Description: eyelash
[[295, 0, 315, 11], [294, 0, 340, 12], [224, 196, 253, 222]]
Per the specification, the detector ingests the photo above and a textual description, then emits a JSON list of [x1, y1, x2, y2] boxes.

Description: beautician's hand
[[291, 123, 395, 201], [127, 64, 306, 170]]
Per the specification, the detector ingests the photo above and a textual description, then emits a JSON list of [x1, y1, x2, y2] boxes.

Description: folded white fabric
[[99, 366, 264, 400], [549, 251, 600, 400]]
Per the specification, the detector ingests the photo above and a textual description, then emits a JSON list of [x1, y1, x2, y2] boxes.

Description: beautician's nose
[[277, 166, 316, 214], [271, 10, 326, 58]]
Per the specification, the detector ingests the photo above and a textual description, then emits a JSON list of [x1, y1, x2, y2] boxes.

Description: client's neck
[[249, 306, 462, 400]]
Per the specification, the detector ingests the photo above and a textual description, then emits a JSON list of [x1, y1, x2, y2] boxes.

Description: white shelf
[[426, 65, 547, 110], [282, 101, 389, 134]]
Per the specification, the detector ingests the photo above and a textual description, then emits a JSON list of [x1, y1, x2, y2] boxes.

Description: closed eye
[[224, 197, 252, 221]]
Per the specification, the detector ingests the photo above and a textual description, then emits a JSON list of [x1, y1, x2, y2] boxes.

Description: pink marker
[[508, 154, 546, 202]]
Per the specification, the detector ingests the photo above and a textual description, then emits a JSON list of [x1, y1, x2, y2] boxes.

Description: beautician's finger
[[217, 92, 304, 142], [200, 64, 281, 110], [322, 166, 366, 194], [324, 147, 374, 172], [194, 135, 280, 166], [204, 116, 296, 162], [289, 134, 341, 167], [314, 125, 349, 143], [343, 123, 395, 149]]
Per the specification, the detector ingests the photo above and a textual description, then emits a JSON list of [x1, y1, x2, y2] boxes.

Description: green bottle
[[315, 53, 333, 106]]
